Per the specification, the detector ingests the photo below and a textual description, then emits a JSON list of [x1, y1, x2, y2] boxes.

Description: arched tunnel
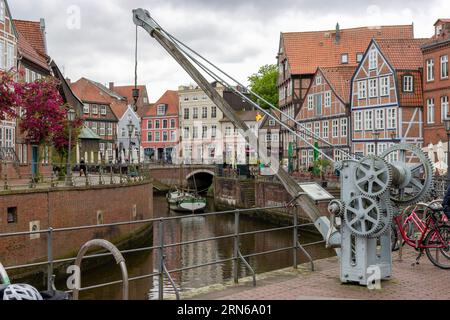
[[186, 171, 214, 194]]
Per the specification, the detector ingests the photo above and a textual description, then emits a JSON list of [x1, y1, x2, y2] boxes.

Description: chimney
[[335, 22, 341, 44], [109, 82, 114, 91]]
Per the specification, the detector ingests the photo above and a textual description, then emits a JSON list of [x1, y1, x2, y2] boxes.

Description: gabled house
[[277, 24, 415, 163], [109, 83, 151, 112], [258, 110, 281, 166], [296, 66, 355, 169], [112, 103, 141, 164], [351, 38, 427, 158]]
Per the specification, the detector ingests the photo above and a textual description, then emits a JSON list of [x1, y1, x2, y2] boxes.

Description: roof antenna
[[132, 24, 140, 112]]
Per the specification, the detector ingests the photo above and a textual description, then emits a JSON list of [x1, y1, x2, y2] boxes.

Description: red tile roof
[[434, 19, 450, 26], [375, 38, 428, 69], [113, 85, 148, 104], [110, 100, 129, 120], [282, 25, 414, 75], [13, 19, 49, 70], [144, 90, 179, 117], [397, 70, 423, 107], [70, 78, 111, 104], [319, 66, 356, 104]]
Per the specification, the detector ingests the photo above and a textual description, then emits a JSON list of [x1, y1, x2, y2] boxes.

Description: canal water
[[76, 195, 334, 300]]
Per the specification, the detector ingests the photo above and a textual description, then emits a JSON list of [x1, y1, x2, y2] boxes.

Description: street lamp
[[127, 119, 135, 164], [443, 119, 450, 180], [66, 108, 76, 186]]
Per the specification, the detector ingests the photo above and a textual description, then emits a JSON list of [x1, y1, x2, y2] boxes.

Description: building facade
[[141, 90, 179, 163], [422, 19, 450, 163], [297, 66, 354, 169], [351, 38, 426, 158]]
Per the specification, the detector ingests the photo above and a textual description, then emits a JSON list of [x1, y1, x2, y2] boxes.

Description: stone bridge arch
[[185, 169, 215, 192]]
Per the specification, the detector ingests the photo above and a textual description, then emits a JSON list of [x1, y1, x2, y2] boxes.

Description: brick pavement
[[188, 248, 450, 300]]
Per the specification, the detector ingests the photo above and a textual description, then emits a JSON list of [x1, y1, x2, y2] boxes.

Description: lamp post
[[66, 109, 76, 186], [127, 119, 135, 164], [443, 119, 450, 181]]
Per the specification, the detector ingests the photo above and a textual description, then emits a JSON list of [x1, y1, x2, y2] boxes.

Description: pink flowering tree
[[0, 71, 21, 120]]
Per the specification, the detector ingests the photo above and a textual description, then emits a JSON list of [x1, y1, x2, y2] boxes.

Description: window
[[155, 132, 160, 142], [107, 123, 112, 136], [341, 118, 348, 137], [155, 120, 160, 129], [92, 122, 98, 134], [315, 94, 322, 116], [157, 104, 166, 116], [354, 111, 363, 131], [193, 127, 198, 139], [427, 59, 434, 82], [25, 69, 31, 83], [269, 119, 276, 126], [356, 53, 364, 63], [202, 107, 208, 119], [306, 123, 312, 141], [99, 123, 105, 136], [4, 127, 13, 148], [324, 91, 331, 108], [0, 41, 4, 70], [147, 132, 152, 142], [366, 143, 376, 156], [184, 108, 190, 120], [375, 109, 384, 130], [83, 104, 90, 114], [365, 110, 373, 130], [147, 120, 152, 129], [225, 126, 232, 137], [184, 127, 190, 139], [341, 53, 349, 64], [441, 55, 449, 79], [7, 207, 17, 224], [314, 122, 320, 137], [6, 43, 14, 70], [184, 96, 189, 101], [403, 75, 413, 92], [193, 96, 198, 101], [266, 133, 272, 142], [316, 75, 322, 85], [143, 97, 148, 104], [170, 131, 176, 142], [387, 108, 397, 129], [357, 81, 367, 99], [307, 95, 314, 110], [101, 105, 107, 115], [193, 107, 198, 119], [163, 131, 168, 141], [0, 1, 5, 22], [163, 120, 168, 129], [332, 120, 339, 138], [322, 121, 329, 138], [92, 105, 98, 115], [211, 106, 217, 118], [211, 125, 217, 138], [380, 77, 390, 96], [369, 50, 377, 70], [441, 96, 449, 122], [369, 79, 378, 98], [427, 98, 435, 124], [202, 126, 208, 139], [377, 143, 388, 157], [99, 143, 105, 151], [170, 119, 176, 128]]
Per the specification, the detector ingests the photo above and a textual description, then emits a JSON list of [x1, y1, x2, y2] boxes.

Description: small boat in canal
[[167, 189, 207, 213]]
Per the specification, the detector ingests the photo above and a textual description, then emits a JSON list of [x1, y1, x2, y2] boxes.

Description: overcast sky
[[9, 0, 450, 102]]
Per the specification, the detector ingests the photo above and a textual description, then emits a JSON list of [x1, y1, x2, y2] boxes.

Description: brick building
[[422, 19, 450, 163], [297, 66, 355, 169], [351, 38, 426, 158], [277, 24, 415, 163], [141, 90, 179, 163]]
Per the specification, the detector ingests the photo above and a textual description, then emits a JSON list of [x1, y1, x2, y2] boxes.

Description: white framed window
[[441, 55, 449, 79], [357, 81, 367, 99], [332, 119, 339, 138], [0, 41, 4, 70], [211, 125, 217, 138], [356, 53, 364, 63], [0, 0, 5, 22], [155, 120, 160, 129], [377, 143, 387, 157], [225, 126, 232, 137], [107, 123, 112, 136], [369, 50, 377, 70], [334, 149, 342, 162], [365, 110, 374, 131], [375, 109, 385, 130], [171, 119, 176, 128], [324, 91, 331, 107], [155, 132, 160, 142], [184, 127, 190, 139], [193, 107, 198, 119], [6, 43, 14, 70], [341, 53, 349, 64], [301, 150, 307, 165], [99, 123, 105, 136], [101, 105, 107, 115], [307, 95, 314, 110], [427, 98, 435, 124], [162, 131, 168, 141], [202, 126, 208, 139], [380, 77, 390, 96], [211, 106, 217, 118], [387, 108, 397, 129], [316, 76, 322, 85], [184, 108, 189, 120], [369, 79, 378, 98], [147, 132, 152, 142], [354, 111, 363, 131], [99, 143, 105, 152], [306, 123, 312, 142], [269, 119, 276, 126], [341, 118, 348, 137], [314, 122, 320, 137], [202, 107, 208, 119], [192, 127, 198, 139], [91, 122, 98, 134], [427, 59, 435, 82], [92, 105, 98, 115], [170, 131, 176, 142], [366, 143, 376, 156], [83, 104, 90, 114], [157, 104, 166, 116], [403, 75, 413, 92], [322, 121, 329, 139], [441, 96, 449, 122]]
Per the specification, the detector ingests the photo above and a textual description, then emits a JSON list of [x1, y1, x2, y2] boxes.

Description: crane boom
[[132, 8, 339, 246]]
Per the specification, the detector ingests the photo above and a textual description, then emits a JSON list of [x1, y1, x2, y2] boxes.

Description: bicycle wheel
[[424, 225, 450, 269]]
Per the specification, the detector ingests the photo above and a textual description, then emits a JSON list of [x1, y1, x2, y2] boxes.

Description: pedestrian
[[80, 158, 87, 177]]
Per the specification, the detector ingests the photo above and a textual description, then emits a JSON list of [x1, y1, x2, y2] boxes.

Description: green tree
[[248, 64, 279, 109]]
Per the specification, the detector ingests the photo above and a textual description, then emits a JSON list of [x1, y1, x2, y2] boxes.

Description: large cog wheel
[[368, 200, 396, 239], [344, 195, 382, 237], [381, 143, 434, 206], [354, 155, 392, 197]]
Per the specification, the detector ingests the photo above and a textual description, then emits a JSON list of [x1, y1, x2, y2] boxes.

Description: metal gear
[[354, 155, 392, 197], [344, 195, 382, 237], [328, 200, 345, 217], [381, 143, 434, 206], [368, 199, 396, 238]]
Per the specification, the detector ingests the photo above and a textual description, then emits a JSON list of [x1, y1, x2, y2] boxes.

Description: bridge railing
[[0, 204, 324, 300]]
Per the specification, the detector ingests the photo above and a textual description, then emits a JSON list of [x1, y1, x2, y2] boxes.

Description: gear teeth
[[355, 155, 392, 198], [344, 195, 382, 237], [368, 199, 395, 238]]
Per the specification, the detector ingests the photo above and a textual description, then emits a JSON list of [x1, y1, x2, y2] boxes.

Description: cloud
[[8, 0, 447, 101]]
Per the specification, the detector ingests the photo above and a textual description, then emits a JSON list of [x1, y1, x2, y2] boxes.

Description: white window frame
[[366, 143, 376, 156], [83, 104, 90, 114], [211, 106, 217, 118], [193, 107, 198, 119], [441, 96, 449, 122], [101, 105, 107, 115], [357, 81, 367, 100], [369, 78, 378, 98], [403, 75, 413, 92], [369, 50, 377, 70], [354, 111, 363, 131], [211, 125, 217, 138], [332, 120, 339, 138], [92, 104, 98, 115], [202, 125, 208, 139], [0, 41, 4, 70], [202, 107, 208, 119], [157, 104, 166, 116], [441, 55, 449, 79], [6, 43, 14, 70], [340, 118, 348, 137], [0, 1, 5, 22], [427, 98, 435, 124], [184, 127, 190, 139], [380, 76, 390, 96], [341, 53, 349, 64], [107, 123, 113, 136], [322, 121, 329, 139], [307, 95, 314, 110], [375, 109, 385, 130], [387, 108, 397, 129], [427, 59, 435, 82], [99, 123, 105, 136], [316, 76, 322, 85], [314, 122, 320, 138], [365, 110, 374, 131], [324, 91, 332, 108]]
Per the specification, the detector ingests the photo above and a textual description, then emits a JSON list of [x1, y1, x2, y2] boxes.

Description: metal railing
[[0, 204, 322, 300]]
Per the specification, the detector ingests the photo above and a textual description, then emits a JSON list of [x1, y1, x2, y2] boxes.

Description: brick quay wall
[[0, 182, 153, 270]]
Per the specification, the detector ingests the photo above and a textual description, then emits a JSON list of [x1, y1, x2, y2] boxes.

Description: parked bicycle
[[391, 201, 450, 269]]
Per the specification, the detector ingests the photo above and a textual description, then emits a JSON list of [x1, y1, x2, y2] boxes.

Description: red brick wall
[[0, 182, 153, 267]]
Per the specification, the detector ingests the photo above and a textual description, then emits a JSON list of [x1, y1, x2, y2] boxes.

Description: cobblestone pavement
[[189, 248, 450, 300]]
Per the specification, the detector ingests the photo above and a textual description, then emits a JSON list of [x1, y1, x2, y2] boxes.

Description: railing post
[[233, 210, 240, 284], [158, 220, 165, 300], [47, 227, 54, 291], [99, 166, 104, 185], [85, 167, 89, 187], [110, 165, 114, 185], [293, 210, 298, 269]]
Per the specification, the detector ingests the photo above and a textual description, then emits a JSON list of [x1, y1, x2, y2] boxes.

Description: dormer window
[[269, 119, 276, 126], [369, 49, 378, 70], [356, 53, 364, 63], [403, 75, 414, 92], [341, 54, 349, 64], [157, 104, 167, 116], [436, 25, 443, 36], [316, 76, 322, 85]]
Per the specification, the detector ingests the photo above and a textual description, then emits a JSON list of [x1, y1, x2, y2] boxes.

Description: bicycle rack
[[72, 239, 129, 300]]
